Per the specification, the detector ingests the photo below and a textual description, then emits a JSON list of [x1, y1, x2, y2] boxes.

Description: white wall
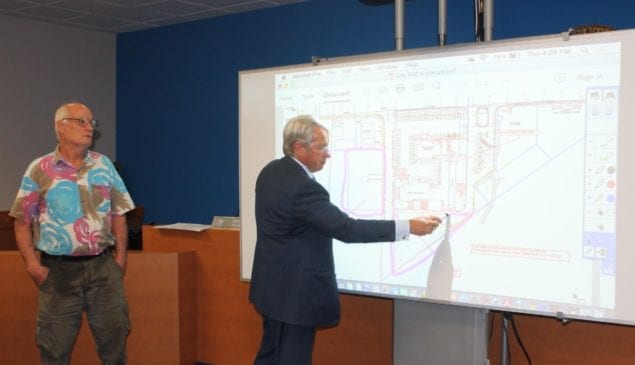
[[0, 14, 116, 210]]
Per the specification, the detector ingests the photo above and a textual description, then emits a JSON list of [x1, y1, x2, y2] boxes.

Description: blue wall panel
[[116, 0, 635, 224]]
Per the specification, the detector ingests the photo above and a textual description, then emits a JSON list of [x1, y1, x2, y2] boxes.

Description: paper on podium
[[154, 223, 211, 232]]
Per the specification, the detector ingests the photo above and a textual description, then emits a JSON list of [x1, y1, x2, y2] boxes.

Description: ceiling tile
[[184, 0, 253, 8], [0, 0, 25, 11], [53, 0, 123, 13], [68, 13, 138, 29], [96, 5, 172, 22], [149, 8, 225, 26], [139, 1, 211, 16], [0, 0, 308, 33], [101, 0, 165, 6], [13, 4, 85, 19], [19, 0, 61, 4]]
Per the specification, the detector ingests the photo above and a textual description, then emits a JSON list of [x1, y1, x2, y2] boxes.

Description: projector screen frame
[[239, 29, 635, 327]]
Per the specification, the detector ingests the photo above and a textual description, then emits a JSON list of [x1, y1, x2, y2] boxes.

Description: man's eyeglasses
[[309, 143, 329, 154], [58, 117, 99, 128]]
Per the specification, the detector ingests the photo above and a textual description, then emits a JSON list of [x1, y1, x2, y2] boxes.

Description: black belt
[[40, 246, 114, 261]]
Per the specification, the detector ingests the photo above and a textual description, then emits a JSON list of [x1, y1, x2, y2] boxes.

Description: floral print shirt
[[9, 147, 134, 255]]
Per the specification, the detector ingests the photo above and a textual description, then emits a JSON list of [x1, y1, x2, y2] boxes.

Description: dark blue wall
[[116, 0, 635, 224]]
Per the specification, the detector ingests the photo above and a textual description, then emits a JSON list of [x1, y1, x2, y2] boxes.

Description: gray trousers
[[38, 252, 130, 365]]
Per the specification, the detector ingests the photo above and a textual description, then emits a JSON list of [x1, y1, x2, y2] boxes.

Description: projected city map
[[274, 41, 620, 317]]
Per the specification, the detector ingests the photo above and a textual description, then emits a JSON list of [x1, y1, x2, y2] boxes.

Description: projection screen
[[239, 29, 635, 326]]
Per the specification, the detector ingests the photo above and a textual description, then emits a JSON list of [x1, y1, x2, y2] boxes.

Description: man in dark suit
[[249, 115, 442, 365]]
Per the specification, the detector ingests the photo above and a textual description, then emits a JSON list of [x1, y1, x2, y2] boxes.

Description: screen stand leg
[[394, 299, 490, 365], [500, 313, 510, 365]]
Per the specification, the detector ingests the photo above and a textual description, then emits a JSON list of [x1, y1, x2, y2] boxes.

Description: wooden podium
[[143, 226, 394, 365], [0, 251, 196, 365]]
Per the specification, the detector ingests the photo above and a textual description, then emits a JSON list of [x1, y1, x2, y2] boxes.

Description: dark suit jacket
[[249, 156, 396, 327]]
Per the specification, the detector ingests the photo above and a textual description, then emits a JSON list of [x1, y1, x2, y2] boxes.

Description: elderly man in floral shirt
[[10, 102, 134, 365]]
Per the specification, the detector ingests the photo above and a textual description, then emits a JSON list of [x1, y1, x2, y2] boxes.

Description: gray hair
[[282, 115, 327, 157], [53, 101, 87, 139]]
